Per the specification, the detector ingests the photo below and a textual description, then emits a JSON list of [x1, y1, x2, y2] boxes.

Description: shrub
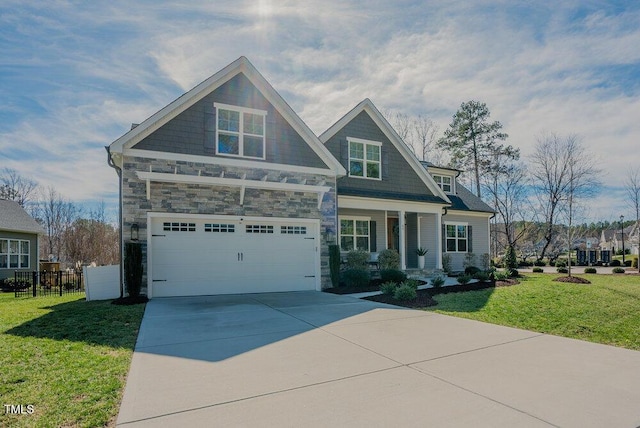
[[584, 267, 597, 274], [380, 269, 407, 284], [341, 269, 370, 288], [633, 257, 639, 268], [402, 279, 420, 290], [457, 274, 471, 285], [442, 254, 452, 274], [473, 271, 490, 282], [124, 242, 143, 297], [464, 266, 481, 276], [463, 252, 476, 269], [329, 244, 341, 288], [494, 270, 509, 281], [532, 267, 544, 273], [557, 267, 568, 274], [612, 267, 626, 274], [380, 281, 397, 296], [479, 253, 491, 270], [555, 260, 566, 268], [394, 284, 417, 300], [534, 260, 546, 267], [431, 275, 445, 288], [610, 259, 621, 267], [503, 246, 518, 275], [624, 260, 632, 267], [378, 249, 400, 270], [346, 250, 369, 269]]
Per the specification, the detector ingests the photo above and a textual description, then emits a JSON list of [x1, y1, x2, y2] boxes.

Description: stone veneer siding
[[122, 155, 337, 290]]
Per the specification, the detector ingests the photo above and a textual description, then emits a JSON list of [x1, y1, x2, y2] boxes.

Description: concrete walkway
[[117, 292, 640, 427]]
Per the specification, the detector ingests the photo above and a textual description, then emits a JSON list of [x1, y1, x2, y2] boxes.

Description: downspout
[[105, 146, 124, 298]]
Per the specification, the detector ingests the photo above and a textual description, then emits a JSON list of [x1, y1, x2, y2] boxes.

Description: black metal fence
[[11, 270, 84, 297]]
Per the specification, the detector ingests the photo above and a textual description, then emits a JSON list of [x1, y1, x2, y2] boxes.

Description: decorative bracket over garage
[[135, 171, 331, 209]]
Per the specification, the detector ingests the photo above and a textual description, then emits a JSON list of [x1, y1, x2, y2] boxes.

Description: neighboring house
[[0, 199, 45, 281], [600, 224, 637, 255], [107, 57, 493, 298], [629, 221, 640, 256]]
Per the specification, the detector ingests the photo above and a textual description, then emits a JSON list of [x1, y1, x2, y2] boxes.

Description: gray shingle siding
[[324, 111, 436, 200], [133, 73, 328, 169]]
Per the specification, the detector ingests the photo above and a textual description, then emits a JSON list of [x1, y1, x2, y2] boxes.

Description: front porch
[[338, 206, 444, 271]]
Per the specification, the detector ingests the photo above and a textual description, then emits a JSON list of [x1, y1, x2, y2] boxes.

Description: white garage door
[[149, 215, 319, 297]]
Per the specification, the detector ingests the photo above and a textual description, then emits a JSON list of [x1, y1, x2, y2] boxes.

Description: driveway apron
[[117, 291, 640, 427]]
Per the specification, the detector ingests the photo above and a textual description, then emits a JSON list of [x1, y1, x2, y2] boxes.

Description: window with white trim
[[349, 138, 381, 179], [215, 103, 266, 159], [445, 224, 467, 252], [340, 218, 370, 251], [433, 175, 452, 193], [0, 239, 30, 269]]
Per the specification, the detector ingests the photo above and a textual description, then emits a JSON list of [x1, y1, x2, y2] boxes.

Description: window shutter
[[382, 147, 389, 179], [370, 221, 377, 252], [468, 225, 473, 253], [442, 224, 446, 253], [340, 140, 349, 169], [204, 103, 216, 151]]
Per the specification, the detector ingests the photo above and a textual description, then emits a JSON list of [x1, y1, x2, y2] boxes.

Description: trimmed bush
[[557, 267, 568, 274], [584, 267, 597, 274], [610, 259, 621, 267], [555, 260, 566, 268], [380, 281, 397, 296], [346, 250, 369, 269], [612, 267, 626, 274], [473, 271, 490, 282], [532, 267, 544, 273], [124, 242, 143, 297], [341, 269, 370, 288], [457, 274, 472, 285], [503, 246, 518, 276], [632, 257, 638, 268], [329, 244, 341, 288], [378, 249, 400, 270], [431, 275, 445, 288], [380, 269, 407, 284], [534, 260, 546, 267], [494, 270, 509, 281], [402, 279, 420, 290], [442, 254, 452, 274], [624, 260, 632, 267], [464, 266, 481, 276], [394, 284, 417, 300]]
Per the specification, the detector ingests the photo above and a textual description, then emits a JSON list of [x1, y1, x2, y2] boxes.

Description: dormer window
[[433, 174, 452, 193], [215, 103, 266, 159], [348, 138, 381, 180]]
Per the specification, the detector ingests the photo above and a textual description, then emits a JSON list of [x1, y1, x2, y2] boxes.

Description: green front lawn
[[428, 273, 640, 350], [0, 292, 145, 427]]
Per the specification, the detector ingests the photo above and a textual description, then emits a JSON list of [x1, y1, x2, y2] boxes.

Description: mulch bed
[[553, 276, 591, 284], [324, 278, 427, 295]]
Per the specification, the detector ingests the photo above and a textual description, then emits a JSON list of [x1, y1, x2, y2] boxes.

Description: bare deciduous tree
[[34, 187, 77, 262], [625, 167, 640, 271], [530, 133, 601, 272], [383, 110, 441, 163], [0, 168, 38, 206], [63, 203, 119, 266]]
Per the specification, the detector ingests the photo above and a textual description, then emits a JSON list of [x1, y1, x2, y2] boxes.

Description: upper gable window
[[433, 175, 452, 193], [348, 138, 381, 180], [215, 103, 266, 159]]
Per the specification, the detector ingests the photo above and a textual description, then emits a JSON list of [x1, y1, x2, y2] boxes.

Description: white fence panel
[[84, 265, 120, 301]]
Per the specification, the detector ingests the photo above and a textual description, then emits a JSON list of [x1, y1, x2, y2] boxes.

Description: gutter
[[105, 146, 124, 298]]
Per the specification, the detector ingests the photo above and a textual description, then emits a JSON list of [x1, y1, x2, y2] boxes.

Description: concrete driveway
[[117, 292, 640, 427]]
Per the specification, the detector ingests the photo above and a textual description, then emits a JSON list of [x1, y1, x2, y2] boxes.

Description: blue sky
[[1, 1, 639, 223]]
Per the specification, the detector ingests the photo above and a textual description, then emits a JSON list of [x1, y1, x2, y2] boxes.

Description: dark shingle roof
[[339, 188, 448, 204], [448, 183, 495, 213], [0, 200, 45, 234]]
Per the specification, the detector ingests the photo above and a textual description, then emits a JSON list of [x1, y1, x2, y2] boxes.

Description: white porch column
[[384, 211, 388, 249], [399, 210, 406, 270], [436, 212, 443, 269]]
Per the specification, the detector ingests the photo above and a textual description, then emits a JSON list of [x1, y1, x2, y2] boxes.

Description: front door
[[387, 218, 399, 250]]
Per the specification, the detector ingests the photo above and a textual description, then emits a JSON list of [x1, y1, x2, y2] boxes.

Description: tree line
[[386, 101, 640, 266], [1, 168, 119, 268]]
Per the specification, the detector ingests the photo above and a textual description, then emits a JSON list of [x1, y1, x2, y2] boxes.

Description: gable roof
[[319, 98, 450, 203], [0, 200, 45, 235], [109, 56, 345, 175], [447, 182, 495, 213]]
